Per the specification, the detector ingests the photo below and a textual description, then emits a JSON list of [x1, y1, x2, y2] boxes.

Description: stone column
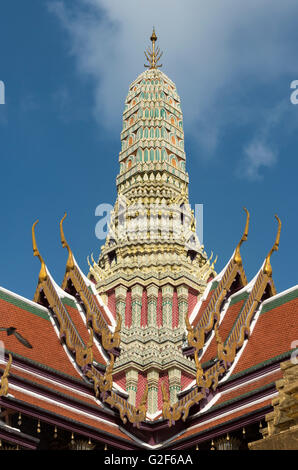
[[147, 284, 158, 327], [168, 367, 181, 404], [177, 285, 188, 327], [147, 368, 159, 415], [126, 368, 139, 406], [162, 284, 174, 328], [131, 284, 143, 327], [115, 285, 127, 323]]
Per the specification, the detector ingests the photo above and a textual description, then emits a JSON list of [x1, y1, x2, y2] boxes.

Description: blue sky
[[0, 0, 298, 299]]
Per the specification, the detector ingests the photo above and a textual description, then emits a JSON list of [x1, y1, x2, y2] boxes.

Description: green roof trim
[[8, 370, 107, 413], [260, 288, 298, 315], [209, 381, 276, 413], [6, 349, 89, 385], [202, 359, 216, 369], [229, 290, 249, 307], [0, 288, 50, 321], [211, 281, 218, 291], [202, 349, 293, 384], [226, 349, 294, 383], [61, 297, 78, 310]]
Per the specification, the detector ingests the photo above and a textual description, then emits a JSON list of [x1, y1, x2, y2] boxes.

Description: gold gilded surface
[[144, 27, 163, 69], [234, 208, 250, 266], [249, 361, 298, 450], [0, 354, 12, 397], [60, 213, 75, 272], [264, 215, 281, 277], [32, 220, 47, 283]]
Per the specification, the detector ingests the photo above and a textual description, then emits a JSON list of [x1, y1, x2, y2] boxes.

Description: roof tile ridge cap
[[189, 281, 212, 324], [219, 299, 266, 384], [189, 275, 216, 324], [7, 371, 106, 409], [45, 268, 86, 347], [46, 267, 75, 301], [72, 255, 116, 329], [213, 253, 235, 283], [7, 351, 87, 384]]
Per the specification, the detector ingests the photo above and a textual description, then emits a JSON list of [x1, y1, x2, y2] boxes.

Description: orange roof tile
[[0, 289, 81, 379], [62, 301, 106, 365], [201, 297, 246, 363], [232, 292, 298, 375]]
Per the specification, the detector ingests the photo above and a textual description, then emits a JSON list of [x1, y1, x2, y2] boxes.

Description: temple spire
[[144, 27, 163, 69]]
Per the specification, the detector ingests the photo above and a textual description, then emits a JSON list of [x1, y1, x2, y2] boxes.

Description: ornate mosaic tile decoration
[[88, 31, 216, 415]]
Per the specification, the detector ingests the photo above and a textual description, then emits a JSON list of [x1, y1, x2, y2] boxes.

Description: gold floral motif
[[161, 381, 205, 426], [194, 350, 225, 390], [87, 353, 115, 397], [106, 384, 148, 427], [101, 314, 121, 351], [186, 209, 250, 354], [60, 214, 121, 352]]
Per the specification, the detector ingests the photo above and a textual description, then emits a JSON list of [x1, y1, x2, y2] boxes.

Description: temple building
[[0, 30, 297, 451]]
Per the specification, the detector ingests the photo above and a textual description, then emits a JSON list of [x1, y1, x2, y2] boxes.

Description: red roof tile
[[232, 295, 298, 375], [0, 295, 81, 379], [201, 298, 246, 363]]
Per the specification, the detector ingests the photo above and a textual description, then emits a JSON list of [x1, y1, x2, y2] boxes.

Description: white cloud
[[239, 140, 277, 181], [237, 100, 287, 180], [48, 0, 298, 159]]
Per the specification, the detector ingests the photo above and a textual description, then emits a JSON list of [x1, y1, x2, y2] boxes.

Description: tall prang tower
[[88, 30, 216, 416], [1, 29, 297, 451]]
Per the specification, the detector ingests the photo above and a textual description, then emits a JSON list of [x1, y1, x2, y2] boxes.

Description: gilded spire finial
[[60, 213, 75, 272], [263, 215, 281, 277], [32, 220, 47, 283], [144, 27, 163, 69], [234, 208, 250, 265]]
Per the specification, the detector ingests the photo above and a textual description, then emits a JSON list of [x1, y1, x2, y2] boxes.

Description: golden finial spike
[[144, 28, 163, 69], [60, 213, 75, 272], [211, 255, 218, 270], [234, 208, 250, 265], [32, 220, 47, 283], [264, 215, 281, 277]]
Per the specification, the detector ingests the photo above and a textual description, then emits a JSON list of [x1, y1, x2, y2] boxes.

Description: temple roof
[[0, 225, 296, 448], [0, 33, 296, 450]]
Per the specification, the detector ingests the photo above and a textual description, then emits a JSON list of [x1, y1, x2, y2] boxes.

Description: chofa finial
[[144, 27, 163, 69], [60, 213, 75, 272], [263, 215, 281, 277], [32, 220, 47, 283], [234, 208, 250, 265]]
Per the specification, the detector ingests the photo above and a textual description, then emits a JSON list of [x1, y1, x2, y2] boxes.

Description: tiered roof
[[0, 31, 297, 450], [0, 208, 296, 449]]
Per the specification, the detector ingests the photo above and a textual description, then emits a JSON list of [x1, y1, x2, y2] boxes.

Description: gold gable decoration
[[0, 354, 12, 397]]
